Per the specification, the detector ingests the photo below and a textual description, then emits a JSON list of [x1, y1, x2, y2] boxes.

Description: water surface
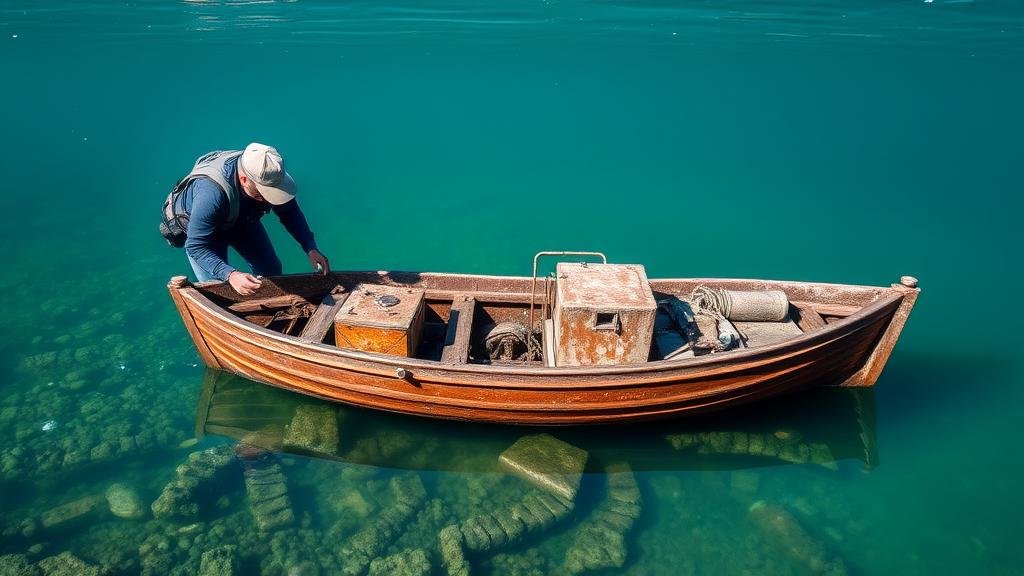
[[1, 2, 1022, 574]]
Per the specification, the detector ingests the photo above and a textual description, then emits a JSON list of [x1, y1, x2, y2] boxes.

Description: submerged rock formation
[[36, 551, 110, 576], [666, 430, 838, 470], [748, 500, 848, 576], [338, 474, 427, 575], [151, 446, 235, 520], [283, 404, 340, 457], [367, 548, 430, 576], [105, 483, 144, 520], [499, 434, 588, 501], [39, 496, 101, 530], [0, 553, 40, 576], [198, 545, 239, 576], [560, 462, 642, 575], [458, 487, 575, 555], [243, 460, 294, 533], [438, 524, 470, 576]]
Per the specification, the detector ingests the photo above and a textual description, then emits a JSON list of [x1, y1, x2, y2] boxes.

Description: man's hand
[[228, 271, 263, 296], [308, 249, 330, 276]]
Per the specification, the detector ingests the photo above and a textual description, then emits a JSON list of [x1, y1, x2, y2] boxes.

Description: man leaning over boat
[[159, 143, 330, 295]]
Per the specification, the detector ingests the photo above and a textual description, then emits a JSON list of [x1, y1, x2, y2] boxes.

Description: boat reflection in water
[[194, 369, 878, 473], [185, 369, 880, 574]]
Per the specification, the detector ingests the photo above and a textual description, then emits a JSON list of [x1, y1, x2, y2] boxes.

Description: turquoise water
[[1, 1, 1023, 574]]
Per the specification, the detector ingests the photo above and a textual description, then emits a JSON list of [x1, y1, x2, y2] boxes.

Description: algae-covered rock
[[105, 484, 144, 520], [152, 445, 235, 520], [36, 551, 110, 576], [244, 461, 294, 533], [438, 525, 470, 576], [0, 554, 41, 576], [367, 549, 430, 576], [283, 404, 339, 457], [749, 500, 848, 576], [344, 431, 417, 465], [560, 462, 641, 575], [40, 495, 100, 529], [459, 487, 575, 555], [499, 434, 587, 501], [338, 474, 427, 575], [665, 432, 698, 450], [198, 545, 238, 576], [809, 443, 839, 471]]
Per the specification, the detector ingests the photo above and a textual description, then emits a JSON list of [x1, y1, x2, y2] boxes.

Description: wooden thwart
[[229, 294, 309, 314], [440, 295, 476, 364], [791, 301, 859, 318], [298, 286, 348, 343], [792, 304, 826, 332]]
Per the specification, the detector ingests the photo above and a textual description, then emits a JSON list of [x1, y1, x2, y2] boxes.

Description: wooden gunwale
[[179, 285, 902, 382]]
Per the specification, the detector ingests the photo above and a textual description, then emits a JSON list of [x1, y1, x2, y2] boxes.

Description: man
[[160, 143, 329, 295]]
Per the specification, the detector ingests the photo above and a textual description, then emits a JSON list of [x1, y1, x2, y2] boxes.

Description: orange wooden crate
[[333, 284, 425, 357]]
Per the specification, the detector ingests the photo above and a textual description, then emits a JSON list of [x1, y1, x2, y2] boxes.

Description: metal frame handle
[[528, 251, 607, 359]]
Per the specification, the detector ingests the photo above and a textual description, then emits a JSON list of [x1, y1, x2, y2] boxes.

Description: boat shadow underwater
[[194, 368, 880, 474]]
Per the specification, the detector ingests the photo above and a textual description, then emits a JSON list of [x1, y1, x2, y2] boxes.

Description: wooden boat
[[168, 259, 919, 425]]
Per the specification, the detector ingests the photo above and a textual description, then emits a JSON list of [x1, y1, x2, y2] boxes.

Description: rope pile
[[482, 322, 542, 362], [689, 286, 790, 322]]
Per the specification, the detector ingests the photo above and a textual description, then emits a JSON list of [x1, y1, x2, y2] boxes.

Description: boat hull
[[168, 272, 915, 425]]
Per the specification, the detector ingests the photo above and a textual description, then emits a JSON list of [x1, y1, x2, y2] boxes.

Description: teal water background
[[1, 1, 1023, 574]]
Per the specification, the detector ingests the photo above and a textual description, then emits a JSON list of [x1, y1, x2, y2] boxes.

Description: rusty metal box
[[553, 263, 656, 366], [334, 284, 425, 357]]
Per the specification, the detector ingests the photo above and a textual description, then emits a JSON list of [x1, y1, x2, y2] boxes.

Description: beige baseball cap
[[238, 142, 297, 205]]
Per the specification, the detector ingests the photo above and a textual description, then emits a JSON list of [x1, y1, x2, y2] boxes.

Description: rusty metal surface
[[553, 264, 657, 367]]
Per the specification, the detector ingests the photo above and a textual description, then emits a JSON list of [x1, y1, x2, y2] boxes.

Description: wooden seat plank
[[441, 295, 476, 364], [298, 286, 349, 343]]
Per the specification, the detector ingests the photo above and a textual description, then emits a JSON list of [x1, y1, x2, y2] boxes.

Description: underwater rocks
[[367, 548, 430, 576], [151, 445, 235, 520], [243, 459, 295, 533], [104, 483, 144, 520], [560, 462, 642, 575], [499, 434, 588, 501], [338, 474, 427, 576], [198, 545, 238, 576], [439, 525, 470, 576], [36, 551, 110, 576], [283, 404, 340, 457], [666, 430, 838, 470], [458, 487, 575, 555], [748, 500, 848, 576], [0, 554, 40, 576], [40, 495, 101, 530]]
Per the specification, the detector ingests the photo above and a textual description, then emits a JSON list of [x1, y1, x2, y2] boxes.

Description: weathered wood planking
[[440, 295, 476, 364], [298, 286, 348, 343]]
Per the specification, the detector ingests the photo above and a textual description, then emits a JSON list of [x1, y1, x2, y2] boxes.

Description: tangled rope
[[690, 286, 731, 320], [482, 322, 542, 362]]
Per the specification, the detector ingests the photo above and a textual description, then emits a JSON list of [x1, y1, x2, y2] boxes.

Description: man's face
[[238, 173, 267, 203]]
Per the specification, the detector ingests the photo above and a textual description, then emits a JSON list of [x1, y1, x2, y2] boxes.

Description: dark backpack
[[159, 150, 241, 247]]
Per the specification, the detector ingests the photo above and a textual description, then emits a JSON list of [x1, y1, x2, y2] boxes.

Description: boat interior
[[193, 263, 899, 368]]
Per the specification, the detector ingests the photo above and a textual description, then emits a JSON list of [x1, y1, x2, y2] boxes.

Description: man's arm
[[273, 199, 330, 274], [184, 182, 236, 281], [272, 198, 317, 252]]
